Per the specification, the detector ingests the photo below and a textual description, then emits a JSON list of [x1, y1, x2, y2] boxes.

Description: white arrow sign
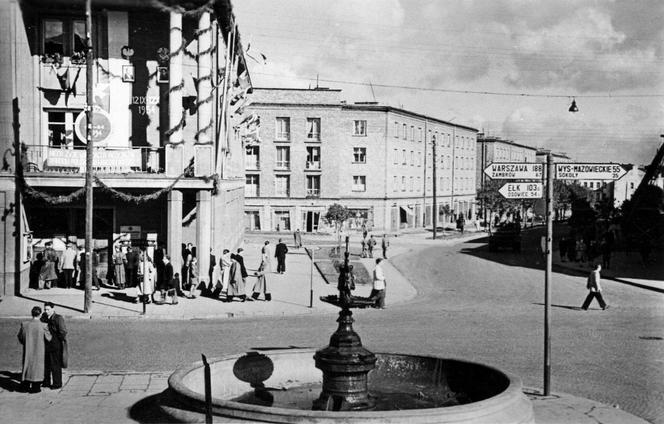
[[484, 162, 543, 179], [555, 163, 627, 180], [499, 182, 543, 199]]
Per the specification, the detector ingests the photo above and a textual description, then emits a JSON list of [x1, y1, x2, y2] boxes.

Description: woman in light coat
[[226, 255, 246, 302], [136, 254, 155, 303], [188, 257, 199, 299], [251, 259, 271, 301]]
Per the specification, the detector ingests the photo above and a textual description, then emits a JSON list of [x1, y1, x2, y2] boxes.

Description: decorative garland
[[150, 0, 215, 17]]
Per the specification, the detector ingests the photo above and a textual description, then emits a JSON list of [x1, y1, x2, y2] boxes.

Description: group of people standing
[[360, 234, 389, 259], [17, 302, 67, 393], [30, 241, 101, 291]]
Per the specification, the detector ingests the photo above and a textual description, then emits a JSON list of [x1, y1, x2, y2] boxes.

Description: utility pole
[[544, 152, 553, 395], [432, 135, 437, 239], [84, 0, 94, 313]]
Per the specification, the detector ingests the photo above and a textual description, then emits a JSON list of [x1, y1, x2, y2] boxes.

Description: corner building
[[244, 88, 478, 233], [0, 0, 253, 295]]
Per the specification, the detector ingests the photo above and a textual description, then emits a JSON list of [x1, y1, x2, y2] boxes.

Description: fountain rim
[[168, 348, 527, 420]]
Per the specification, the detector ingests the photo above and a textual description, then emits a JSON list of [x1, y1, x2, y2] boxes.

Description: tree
[[325, 203, 351, 252], [552, 181, 589, 221], [476, 179, 521, 223]]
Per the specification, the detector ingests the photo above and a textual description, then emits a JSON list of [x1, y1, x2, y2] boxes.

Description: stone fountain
[[160, 251, 535, 423]]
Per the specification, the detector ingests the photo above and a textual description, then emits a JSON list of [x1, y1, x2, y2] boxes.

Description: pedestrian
[[360, 237, 367, 258], [294, 229, 302, 249], [275, 238, 289, 274], [576, 238, 586, 263], [261, 241, 272, 272], [220, 249, 231, 295], [370, 258, 386, 309], [181, 252, 192, 295], [154, 242, 166, 294], [226, 253, 246, 302], [59, 242, 77, 289], [17, 306, 52, 393], [558, 236, 567, 262], [79, 251, 101, 290], [233, 248, 248, 283], [581, 264, 609, 310], [381, 234, 389, 259], [135, 254, 155, 303], [208, 248, 216, 287], [362, 223, 368, 240], [160, 255, 176, 304], [125, 247, 140, 288], [39, 241, 58, 290], [43, 302, 67, 390], [251, 258, 272, 301], [112, 245, 126, 289], [367, 235, 376, 258], [30, 252, 44, 290], [187, 256, 199, 299]]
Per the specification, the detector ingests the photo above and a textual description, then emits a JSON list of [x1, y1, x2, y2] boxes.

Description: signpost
[[483, 162, 543, 179], [555, 163, 627, 180], [498, 182, 543, 199]]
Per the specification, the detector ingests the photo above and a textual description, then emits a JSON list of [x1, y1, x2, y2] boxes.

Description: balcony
[[306, 188, 320, 198], [275, 161, 290, 170], [305, 161, 321, 170], [306, 133, 321, 142], [275, 132, 290, 142], [245, 160, 260, 170], [23, 145, 163, 174]]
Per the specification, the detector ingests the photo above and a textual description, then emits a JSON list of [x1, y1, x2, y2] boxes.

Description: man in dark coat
[[43, 302, 67, 389], [274, 239, 289, 274], [160, 255, 177, 304], [125, 247, 140, 288], [154, 242, 166, 292], [231, 248, 248, 281], [208, 247, 216, 287]]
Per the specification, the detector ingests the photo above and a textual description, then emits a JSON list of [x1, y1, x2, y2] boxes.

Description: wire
[[251, 72, 664, 98]]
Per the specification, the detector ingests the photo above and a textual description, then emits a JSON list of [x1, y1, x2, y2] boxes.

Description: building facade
[[476, 134, 538, 190], [0, 0, 253, 295], [244, 88, 478, 233]]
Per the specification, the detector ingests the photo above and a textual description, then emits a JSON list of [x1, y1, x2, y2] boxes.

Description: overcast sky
[[233, 0, 663, 165]]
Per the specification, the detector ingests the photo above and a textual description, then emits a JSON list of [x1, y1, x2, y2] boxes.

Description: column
[[196, 190, 211, 284], [195, 11, 213, 176], [167, 190, 183, 272], [166, 11, 184, 176]]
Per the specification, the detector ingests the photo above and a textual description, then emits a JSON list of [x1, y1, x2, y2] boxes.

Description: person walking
[[208, 248, 216, 287], [112, 245, 127, 289], [17, 306, 52, 393], [370, 258, 386, 309], [160, 256, 177, 305], [381, 234, 389, 259], [261, 241, 272, 272], [367, 235, 376, 258], [59, 242, 77, 289], [39, 241, 59, 289], [187, 257, 199, 299], [581, 264, 609, 311], [360, 237, 367, 258], [136, 254, 155, 303], [362, 223, 368, 240], [226, 254, 246, 302], [220, 249, 231, 295], [294, 229, 302, 249], [251, 258, 272, 301], [43, 302, 67, 389], [274, 238, 289, 274], [125, 247, 140, 288]]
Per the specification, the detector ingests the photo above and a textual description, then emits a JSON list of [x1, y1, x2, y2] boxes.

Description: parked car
[[488, 223, 521, 252]]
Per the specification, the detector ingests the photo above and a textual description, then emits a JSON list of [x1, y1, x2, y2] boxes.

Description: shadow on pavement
[[18, 295, 85, 313], [532, 302, 583, 311], [128, 391, 180, 423], [0, 371, 24, 392]]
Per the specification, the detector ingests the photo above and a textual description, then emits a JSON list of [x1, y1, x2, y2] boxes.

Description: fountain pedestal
[[313, 307, 377, 411]]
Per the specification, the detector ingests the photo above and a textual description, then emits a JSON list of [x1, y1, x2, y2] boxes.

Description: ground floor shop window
[[274, 211, 291, 231]]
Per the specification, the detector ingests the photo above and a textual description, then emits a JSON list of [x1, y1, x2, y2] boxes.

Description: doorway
[[302, 211, 320, 233]]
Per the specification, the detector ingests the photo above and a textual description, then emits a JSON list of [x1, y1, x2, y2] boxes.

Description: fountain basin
[[166, 349, 534, 423]]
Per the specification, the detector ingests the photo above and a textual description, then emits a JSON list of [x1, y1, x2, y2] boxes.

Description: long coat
[[112, 251, 126, 287], [252, 261, 268, 294], [17, 318, 52, 382], [39, 247, 58, 281], [227, 260, 245, 296], [45, 313, 67, 368]]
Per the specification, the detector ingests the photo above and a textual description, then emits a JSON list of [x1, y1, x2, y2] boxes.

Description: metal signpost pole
[[432, 136, 437, 240], [84, 0, 94, 313], [142, 248, 147, 315], [544, 152, 553, 395], [309, 247, 314, 308]]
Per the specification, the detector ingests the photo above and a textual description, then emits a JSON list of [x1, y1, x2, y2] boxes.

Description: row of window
[[274, 117, 369, 140], [391, 176, 475, 193], [245, 146, 368, 169], [392, 149, 475, 170], [391, 122, 475, 150], [245, 175, 368, 197]]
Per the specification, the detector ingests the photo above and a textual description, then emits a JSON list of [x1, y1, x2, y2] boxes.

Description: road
[[1, 228, 662, 423]]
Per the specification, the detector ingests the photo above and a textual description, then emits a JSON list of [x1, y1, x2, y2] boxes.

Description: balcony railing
[[23, 145, 164, 174], [245, 159, 260, 170], [305, 161, 321, 170], [275, 161, 290, 170], [306, 188, 320, 197], [275, 132, 290, 141]]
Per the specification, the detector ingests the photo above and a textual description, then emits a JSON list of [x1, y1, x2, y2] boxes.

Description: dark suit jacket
[[275, 243, 288, 258], [231, 254, 248, 278], [163, 262, 174, 284], [44, 313, 67, 352], [125, 251, 139, 269]]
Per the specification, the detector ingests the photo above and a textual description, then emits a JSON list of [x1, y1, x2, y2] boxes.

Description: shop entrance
[[302, 211, 320, 233]]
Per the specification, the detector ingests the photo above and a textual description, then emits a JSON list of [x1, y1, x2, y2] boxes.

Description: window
[[353, 147, 366, 163], [409, 176, 414, 191], [306, 175, 320, 197], [394, 122, 399, 138], [245, 146, 259, 169], [393, 176, 398, 191], [402, 124, 407, 140], [402, 149, 407, 165], [275, 175, 290, 197], [306, 146, 320, 169], [306, 118, 321, 140], [275, 117, 290, 140], [418, 152, 422, 167], [245, 175, 259, 197], [352, 175, 366, 192], [353, 120, 367, 136], [410, 151, 414, 166], [410, 126, 415, 141], [42, 18, 86, 64], [393, 148, 399, 164], [418, 128, 423, 142], [401, 176, 406, 191], [46, 109, 84, 147], [589, 182, 594, 188], [275, 146, 290, 169], [417, 176, 421, 189]]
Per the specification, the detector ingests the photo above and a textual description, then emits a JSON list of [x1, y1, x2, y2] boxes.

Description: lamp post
[[84, 0, 94, 313], [432, 135, 437, 240]]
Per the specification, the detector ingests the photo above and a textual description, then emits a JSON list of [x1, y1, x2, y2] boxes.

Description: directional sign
[[499, 182, 543, 199], [484, 162, 543, 179], [555, 163, 627, 180]]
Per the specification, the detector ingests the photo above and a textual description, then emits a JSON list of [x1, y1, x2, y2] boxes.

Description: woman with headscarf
[[226, 254, 246, 302], [135, 253, 155, 303], [251, 258, 272, 301]]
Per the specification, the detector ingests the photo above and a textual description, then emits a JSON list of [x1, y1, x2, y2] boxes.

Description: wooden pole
[[84, 0, 94, 313], [432, 135, 437, 239], [544, 152, 553, 395]]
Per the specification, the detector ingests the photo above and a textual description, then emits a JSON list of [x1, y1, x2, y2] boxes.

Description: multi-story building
[[0, 0, 253, 295], [244, 88, 478, 233], [476, 134, 538, 190]]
